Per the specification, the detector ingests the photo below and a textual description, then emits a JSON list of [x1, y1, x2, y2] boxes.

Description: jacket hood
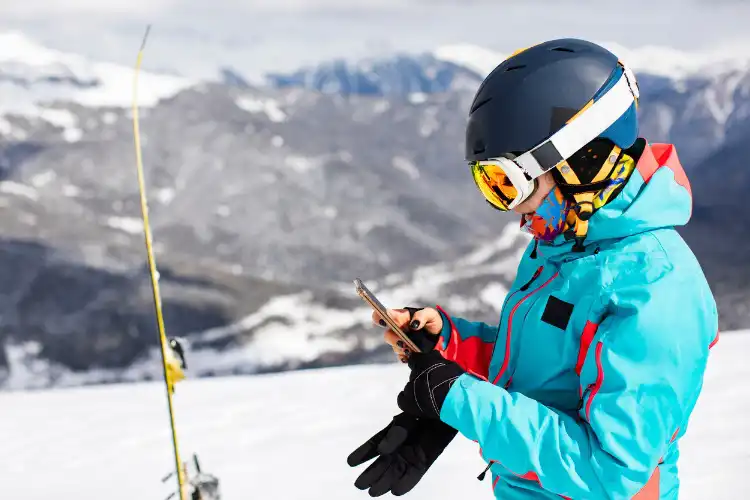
[[540, 141, 692, 256]]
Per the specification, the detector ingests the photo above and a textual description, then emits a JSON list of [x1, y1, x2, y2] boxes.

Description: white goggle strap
[[478, 157, 536, 210], [513, 67, 639, 179]]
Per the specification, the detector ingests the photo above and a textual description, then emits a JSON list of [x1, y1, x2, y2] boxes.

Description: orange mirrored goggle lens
[[470, 162, 518, 211]]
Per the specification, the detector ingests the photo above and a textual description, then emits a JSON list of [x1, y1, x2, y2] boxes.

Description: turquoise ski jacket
[[435, 142, 719, 499]]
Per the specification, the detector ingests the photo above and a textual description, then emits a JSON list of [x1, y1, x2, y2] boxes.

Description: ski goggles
[[470, 157, 536, 211], [469, 62, 639, 211]]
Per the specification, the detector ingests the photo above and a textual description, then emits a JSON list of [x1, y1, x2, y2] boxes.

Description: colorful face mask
[[521, 186, 573, 242]]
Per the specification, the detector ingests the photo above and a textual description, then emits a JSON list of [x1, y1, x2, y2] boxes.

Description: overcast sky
[[3, 0, 750, 79]]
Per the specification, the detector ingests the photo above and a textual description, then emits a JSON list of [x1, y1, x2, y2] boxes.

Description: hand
[[372, 307, 444, 362], [347, 413, 458, 497], [397, 350, 466, 420]]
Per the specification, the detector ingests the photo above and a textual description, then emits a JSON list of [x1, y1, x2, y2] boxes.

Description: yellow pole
[[131, 25, 187, 500]]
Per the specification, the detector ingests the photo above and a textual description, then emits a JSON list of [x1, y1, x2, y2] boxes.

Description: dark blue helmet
[[465, 38, 641, 251], [465, 38, 639, 174]]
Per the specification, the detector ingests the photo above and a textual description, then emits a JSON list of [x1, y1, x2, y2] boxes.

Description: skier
[[347, 39, 719, 499]]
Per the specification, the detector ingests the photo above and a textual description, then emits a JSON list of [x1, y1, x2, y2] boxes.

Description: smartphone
[[353, 278, 421, 353]]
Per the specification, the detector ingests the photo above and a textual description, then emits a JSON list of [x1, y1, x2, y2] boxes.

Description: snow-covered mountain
[[264, 53, 483, 97], [1, 32, 748, 389], [264, 42, 750, 168], [0, 32, 192, 131], [0, 330, 747, 499], [1, 225, 528, 390]]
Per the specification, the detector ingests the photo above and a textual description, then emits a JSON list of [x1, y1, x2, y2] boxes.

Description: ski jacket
[[435, 142, 719, 499]]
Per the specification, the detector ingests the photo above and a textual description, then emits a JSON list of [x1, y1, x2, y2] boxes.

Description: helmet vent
[[550, 46, 575, 53], [505, 65, 526, 72]]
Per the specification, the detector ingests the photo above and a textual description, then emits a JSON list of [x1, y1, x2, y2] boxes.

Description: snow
[[284, 155, 319, 173], [37, 107, 83, 142], [0, 31, 193, 117], [0, 331, 746, 500], [0, 180, 39, 200], [105, 216, 144, 235], [479, 282, 508, 311], [391, 156, 420, 179], [459, 223, 529, 267], [0, 116, 11, 135], [373, 99, 391, 114], [419, 106, 440, 137], [30, 170, 56, 188], [188, 293, 374, 370], [102, 111, 118, 124], [235, 95, 287, 122], [62, 184, 81, 197], [156, 187, 176, 205]]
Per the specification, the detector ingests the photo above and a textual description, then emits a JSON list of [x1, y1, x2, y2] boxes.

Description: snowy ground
[[1, 332, 747, 500]]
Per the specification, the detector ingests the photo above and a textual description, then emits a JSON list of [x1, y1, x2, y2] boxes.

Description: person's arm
[[434, 307, 497, 380], [438, 270, 718, 498]]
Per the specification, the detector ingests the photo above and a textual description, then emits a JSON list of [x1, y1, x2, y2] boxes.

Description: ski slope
[[0, 331, 747, 500]]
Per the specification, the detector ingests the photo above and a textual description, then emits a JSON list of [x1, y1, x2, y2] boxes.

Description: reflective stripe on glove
[[347, 413, 457, 497], [396, 350, 466, 420]]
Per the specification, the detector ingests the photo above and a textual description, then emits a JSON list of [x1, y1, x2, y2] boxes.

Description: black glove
[[396, 350, 466, 420], [347, 413, 457, 497], [401, 307, 440, 353]]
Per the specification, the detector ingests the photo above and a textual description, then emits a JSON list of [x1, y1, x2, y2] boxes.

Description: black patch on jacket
[[542, 296, 575, 330]]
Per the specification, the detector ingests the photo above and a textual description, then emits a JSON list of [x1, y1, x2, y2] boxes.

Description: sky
[[2, 0, 750, 79]]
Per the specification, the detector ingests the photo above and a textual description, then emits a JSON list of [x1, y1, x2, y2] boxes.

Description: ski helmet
[[466, 38, 640, 250]]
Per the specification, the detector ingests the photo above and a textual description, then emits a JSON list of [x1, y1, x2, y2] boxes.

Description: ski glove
[[347, 412, 458, 496], [396, 350, 465, 420], [398, 307, 440, 353]]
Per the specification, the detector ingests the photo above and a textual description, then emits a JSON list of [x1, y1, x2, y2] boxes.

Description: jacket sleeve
[[438, 273, 717, 498], [434, 306, 497, 380]]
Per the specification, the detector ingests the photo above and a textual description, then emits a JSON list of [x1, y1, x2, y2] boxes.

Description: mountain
[[679, 131, 750, 330], [1, 33, 748, 389], [0, 32, 191, 118], [1, 331, 747, 499], [264, 54, 483, 97], [0, 226, 528, 390], [264, 43, 750, 168]]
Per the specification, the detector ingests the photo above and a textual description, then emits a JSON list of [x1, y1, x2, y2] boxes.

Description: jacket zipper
[[492, 267, 558, 386], [584, 342, 605, 421], [477, 461, 493, 481], [520, 266, 543, 291]]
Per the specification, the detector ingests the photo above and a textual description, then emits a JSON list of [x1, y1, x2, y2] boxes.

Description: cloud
[[2, 0, 749, 81], [1, 0, 178, 17]]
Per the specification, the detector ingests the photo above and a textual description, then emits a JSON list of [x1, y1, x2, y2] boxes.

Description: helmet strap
[[553, 144, 622, 251]]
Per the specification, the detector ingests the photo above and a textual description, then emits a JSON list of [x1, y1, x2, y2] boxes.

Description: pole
[[131, 25, 187, 500]]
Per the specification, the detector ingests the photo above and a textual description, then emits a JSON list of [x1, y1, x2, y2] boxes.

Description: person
[[347, 38, 719, 499]]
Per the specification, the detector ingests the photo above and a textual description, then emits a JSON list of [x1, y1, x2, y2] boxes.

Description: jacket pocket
[[579, 341, 605, 422]]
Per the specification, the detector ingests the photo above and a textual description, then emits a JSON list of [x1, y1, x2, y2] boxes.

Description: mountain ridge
[[1, 33, 747, 389]]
